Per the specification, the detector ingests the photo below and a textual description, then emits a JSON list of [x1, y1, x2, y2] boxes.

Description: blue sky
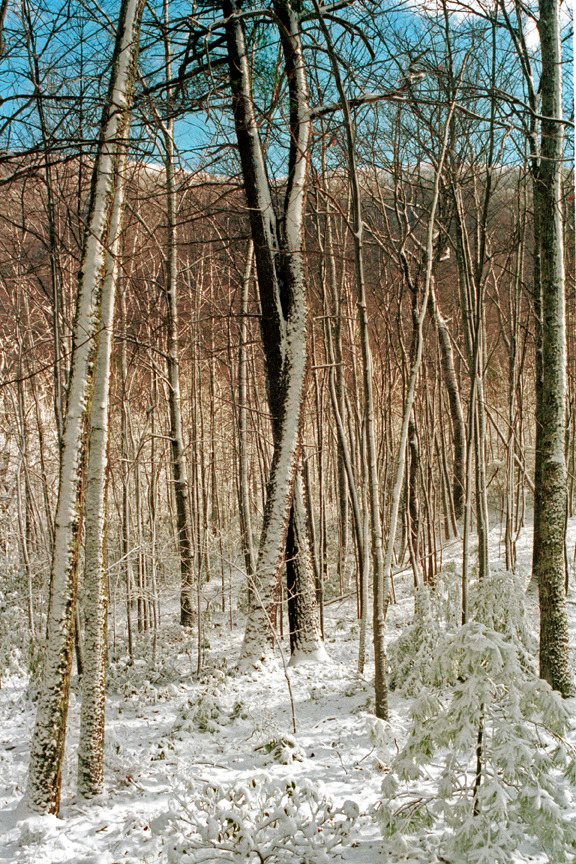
[[0, 0, 572, 172]]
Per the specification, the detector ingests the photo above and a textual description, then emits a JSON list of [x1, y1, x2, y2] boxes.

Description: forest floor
[[1, 519, 575, 864]]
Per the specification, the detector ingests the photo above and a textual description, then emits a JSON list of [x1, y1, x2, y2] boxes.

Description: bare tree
[[222, 0, 325, 666], [310, 0, 389, 717], [25, 0, 147, 813]]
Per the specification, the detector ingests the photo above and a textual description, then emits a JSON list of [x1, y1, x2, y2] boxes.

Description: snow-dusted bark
[[25, 0, 147, 815], [223, 0, 324, 666], [286, 464, 327, 664], [273, 0, 324, 663], [533, 0, 572, 696], [77, 159, 126, 798], [239, 332, 308, 665]]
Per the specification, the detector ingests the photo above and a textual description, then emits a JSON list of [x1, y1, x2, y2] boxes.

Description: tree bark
[[533, 0, 572, 696], [428, 279, 466, 521], [223, 0, 324, 666], [25, 0, 146, 814], [237, 240, 257, 583], [286, 464, 326, 663], [77, 160, 125, 797], [161, 33, 195, 627]]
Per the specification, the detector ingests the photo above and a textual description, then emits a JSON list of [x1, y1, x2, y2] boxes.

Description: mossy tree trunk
[[223, 0, 324, 666], [77, 166, 125, 798], [25, 0, 146, 814], [533, 0, 573, 697]]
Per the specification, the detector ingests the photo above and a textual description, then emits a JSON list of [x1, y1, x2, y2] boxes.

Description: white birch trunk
[[25, 0, 146, 814], [77, 160, 126, 798]]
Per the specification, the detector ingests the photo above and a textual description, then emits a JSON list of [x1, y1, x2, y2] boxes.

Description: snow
[[288, 644, 330, 666], [1, 518, 575, 863]]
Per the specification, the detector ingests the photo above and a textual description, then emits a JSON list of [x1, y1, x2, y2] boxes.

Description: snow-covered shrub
[[229, 700, 248, 721], [389, 571, 459, 692], [258, 735, 304, 764], [468, 562, 536, 671], [157, 672, 239, 753], [379, 622, 576, 863], [0, 587, 35, 679], [156, 776, 359, 863], [191, 693, 229, 734], [367, 717, 396, 759], [389, 563, 536, 692], [106, 623, 188, 698], [184, 671, 236, 734]]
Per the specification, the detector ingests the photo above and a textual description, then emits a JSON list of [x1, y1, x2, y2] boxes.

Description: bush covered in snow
[[389, 563, 536, 692], [379, 622, 576, 863], [155, 776, 359, 863], [0, 584, 42, 684], [469, 564, 536, 669], [258, 735, 305, 765], [106, 623, 192, 699]]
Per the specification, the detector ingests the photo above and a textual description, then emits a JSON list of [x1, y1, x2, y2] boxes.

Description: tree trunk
[[428, 279, 466, 521], [223, 0, 324, 666], [25, 0, 146, 814], [311, 0, 388, 719], [162, 68, 195, 627], [237, 240, 257, 583], [286, 464, 326, 663], [77, 159, 125, 797], [119, 286, 134, 663], [533, 0, 572, 696]]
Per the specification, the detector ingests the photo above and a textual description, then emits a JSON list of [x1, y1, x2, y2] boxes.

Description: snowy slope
[[1, 519, 575, 863]]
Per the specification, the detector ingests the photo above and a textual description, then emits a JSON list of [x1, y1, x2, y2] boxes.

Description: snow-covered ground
[[1, 519, 575, 863]]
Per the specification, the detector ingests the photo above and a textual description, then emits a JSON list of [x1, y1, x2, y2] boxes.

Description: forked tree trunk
[[25, 0, 146, 814], [533, 0, 572, 696], [223, 0, 324, 666]]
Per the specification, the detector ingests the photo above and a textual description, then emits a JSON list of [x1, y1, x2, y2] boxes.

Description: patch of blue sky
[[0, 0, 116, 154], [155, 0, 569, 173], [0, 0, 571, 170]]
